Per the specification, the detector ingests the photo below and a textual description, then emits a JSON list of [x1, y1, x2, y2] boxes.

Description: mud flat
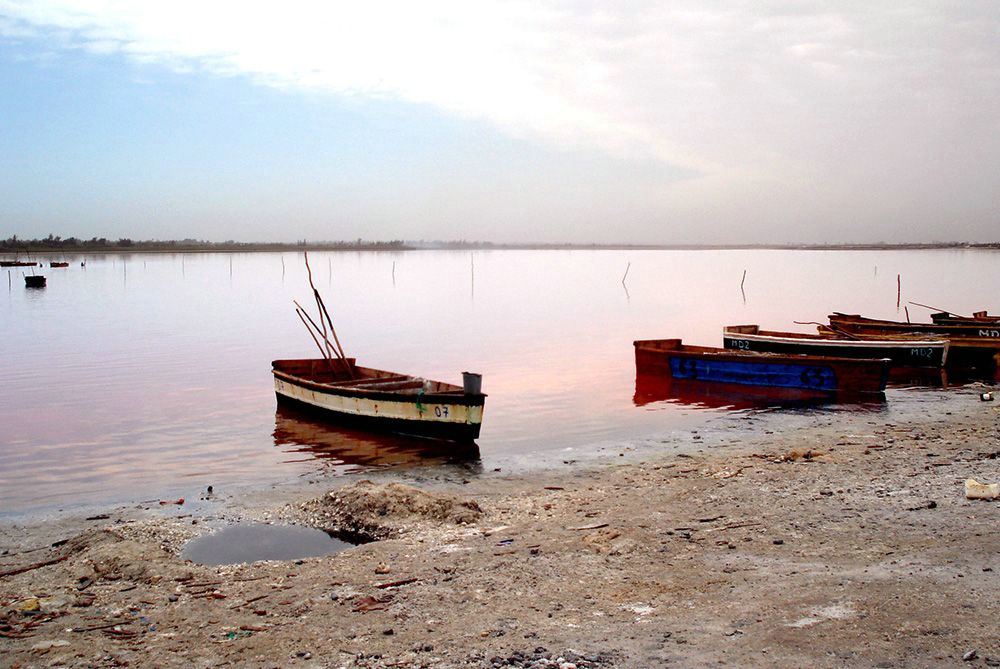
[[2, 387, 998, 668]]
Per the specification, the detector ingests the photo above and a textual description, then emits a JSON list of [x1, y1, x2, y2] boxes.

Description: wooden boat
[[723, 324, 948, 367], [929, 310, 1000, 325], [49, 261, 69, 268], [24, 275, 46, 288], [272, 358, 486, 442], [826, 313, 1000, 373], [829, 312, 1000, 338], [634, 339, 890, 396]]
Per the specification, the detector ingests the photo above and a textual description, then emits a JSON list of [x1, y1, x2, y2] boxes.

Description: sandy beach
[[2, 386, 998, 668]]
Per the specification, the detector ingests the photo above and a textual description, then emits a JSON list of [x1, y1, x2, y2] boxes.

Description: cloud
[[3, 1, 999, 241]]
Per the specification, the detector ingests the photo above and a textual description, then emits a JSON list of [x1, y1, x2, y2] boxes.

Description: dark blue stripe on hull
[[669, 357, 837, 391]]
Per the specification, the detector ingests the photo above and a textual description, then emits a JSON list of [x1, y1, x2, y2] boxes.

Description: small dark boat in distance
[[24, 275, 47, 288], [272, 358, 486, 442], [634, 339, 890, 397], [1, 260, 37, 267], [49, 261, 69, 268], [723, 324, 948, 367]]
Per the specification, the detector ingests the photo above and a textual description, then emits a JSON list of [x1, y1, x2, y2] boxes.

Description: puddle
[[181, 523, 353, 565]]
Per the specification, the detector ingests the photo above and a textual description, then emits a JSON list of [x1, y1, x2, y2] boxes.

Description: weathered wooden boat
[[634, 339, 890, 396], [723, 324, 948, 367], [929, 310, 1000, 325], [49, 261, 69, 268], [24, 275, 46, 288], [826, 313, 1000, 373], [829, 312, 1000, 338], [272, 358, 486, 442]]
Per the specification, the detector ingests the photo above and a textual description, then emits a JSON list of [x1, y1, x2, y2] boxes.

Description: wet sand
[[2, 386, 998, 668]]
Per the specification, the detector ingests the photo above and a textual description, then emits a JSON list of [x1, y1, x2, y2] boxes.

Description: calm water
[[3, 249, 998, 515]]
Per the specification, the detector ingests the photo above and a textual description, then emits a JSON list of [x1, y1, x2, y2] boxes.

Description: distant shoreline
[[2, 239, 999, 255]]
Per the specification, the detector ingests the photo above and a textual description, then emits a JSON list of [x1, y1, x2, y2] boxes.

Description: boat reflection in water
[[272, 404, 481, 474], [633, 372, 888, 412]]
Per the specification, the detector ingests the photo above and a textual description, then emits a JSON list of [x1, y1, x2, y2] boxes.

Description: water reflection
[[272, 405, 481, 471], [633, 372, 887, 412]]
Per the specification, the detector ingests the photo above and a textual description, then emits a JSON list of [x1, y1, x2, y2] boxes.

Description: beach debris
[[299, 480, 482, 541], [374, 562, 391, 575], [965, 479, 1000, 500], [158, 498, 184, 506], [351, 595, 392, 613], [981, 392, 993, 401], [780, 448, 826, 462], [906, 500, 938, 511], [963, 649, 978, 661]]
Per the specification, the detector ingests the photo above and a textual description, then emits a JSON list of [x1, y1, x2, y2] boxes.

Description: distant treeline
[[2, 235, 998, 253], [1, 235, 411, 253]]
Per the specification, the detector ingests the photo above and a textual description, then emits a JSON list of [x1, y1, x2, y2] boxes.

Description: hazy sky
[[1, 2, 998, 244]]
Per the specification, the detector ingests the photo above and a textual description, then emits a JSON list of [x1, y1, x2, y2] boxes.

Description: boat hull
[[272, 359, 485, 442], [723, 325, 947, 367], [635, 339, 890, 396], [828, 314, 1000, 372]]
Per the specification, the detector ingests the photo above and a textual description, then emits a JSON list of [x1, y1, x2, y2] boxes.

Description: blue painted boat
[[634, 339, 890, 396]]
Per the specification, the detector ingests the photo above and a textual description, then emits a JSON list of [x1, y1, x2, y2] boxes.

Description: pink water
[[2, 248, 997, 515]]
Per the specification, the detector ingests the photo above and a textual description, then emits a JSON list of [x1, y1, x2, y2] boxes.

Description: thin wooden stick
[[304, 252, 348, 363], [896, 274, 901, 310], [303, 252, 331, 355], [908, 301, 968, 318], [293, 300, 340, 361], [296, 308, 330, 361]]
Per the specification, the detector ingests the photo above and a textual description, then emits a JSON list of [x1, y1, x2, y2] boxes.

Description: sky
[[1, 1, 998, 245]]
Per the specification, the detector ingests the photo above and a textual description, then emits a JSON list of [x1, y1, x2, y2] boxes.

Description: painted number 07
[[434, 406, 450, 418]]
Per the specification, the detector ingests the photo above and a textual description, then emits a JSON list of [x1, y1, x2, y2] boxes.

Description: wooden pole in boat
[[303, 252, 332, 358], [296, 307, 330, 361], [293, 300, 341, 361], [908, 301, 969, 318], [303, 252, 348, 363]]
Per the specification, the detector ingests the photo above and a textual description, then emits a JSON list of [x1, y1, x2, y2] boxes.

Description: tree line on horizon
[[1, 235, 411, 252]]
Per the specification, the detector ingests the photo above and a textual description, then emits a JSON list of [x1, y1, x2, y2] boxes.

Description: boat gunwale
[[271, 363, 486, 406], [723, 325, 948, 349]]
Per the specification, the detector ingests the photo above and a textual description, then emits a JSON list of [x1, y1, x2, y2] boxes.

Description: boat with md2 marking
[[723, 324, 948, 367], [826, 313, 1000, 373], [634, 338, 891, 397], [272, 359, 486, 443]]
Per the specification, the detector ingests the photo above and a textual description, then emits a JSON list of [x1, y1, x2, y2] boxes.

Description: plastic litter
[[964, 478, 1000, 500]]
